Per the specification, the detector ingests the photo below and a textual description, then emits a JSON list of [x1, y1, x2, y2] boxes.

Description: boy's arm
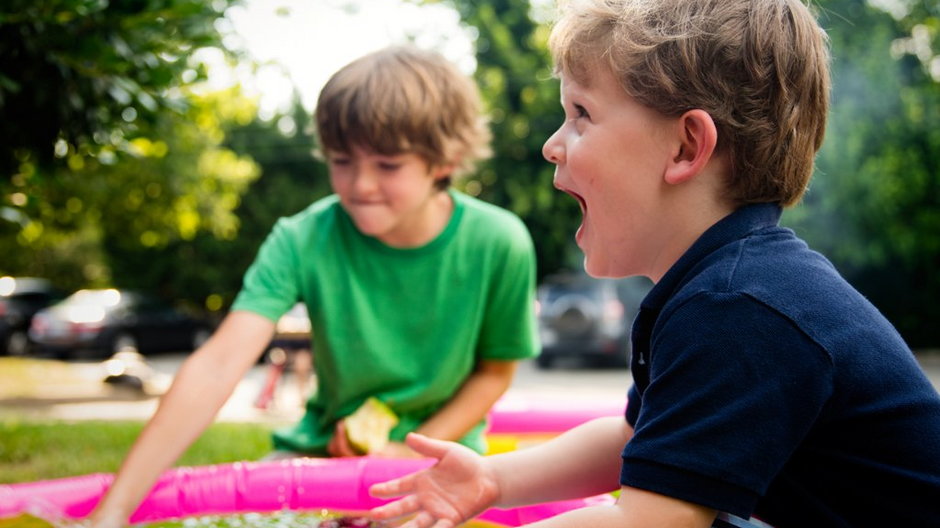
[[372, 417, 627, 522], [373, 418, 716, 528], [88, 311, 276, 528], [411, 358, 518, 443]]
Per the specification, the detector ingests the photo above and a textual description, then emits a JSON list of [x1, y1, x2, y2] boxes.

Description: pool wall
[[0, 457, 614, 526]]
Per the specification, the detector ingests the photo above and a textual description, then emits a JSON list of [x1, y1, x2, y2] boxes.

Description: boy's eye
[[330, 157, 351, 166], [574, 104, 590, 119], [378, 162, 402, 171]]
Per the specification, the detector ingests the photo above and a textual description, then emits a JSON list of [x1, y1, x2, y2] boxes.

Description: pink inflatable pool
[[487, 393, 626, 434], [485, 393, 626, 453], [0, 457, 613, 526]]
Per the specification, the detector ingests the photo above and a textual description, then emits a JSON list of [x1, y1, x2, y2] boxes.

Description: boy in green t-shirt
[[87, 45, 539, 528]]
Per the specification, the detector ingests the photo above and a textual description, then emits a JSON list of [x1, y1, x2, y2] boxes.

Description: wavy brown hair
[[549, 0, 831, 207], [315, 45, 491, 188]]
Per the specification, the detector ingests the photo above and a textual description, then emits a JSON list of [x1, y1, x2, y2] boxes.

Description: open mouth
[[557, 185, 587, 215]]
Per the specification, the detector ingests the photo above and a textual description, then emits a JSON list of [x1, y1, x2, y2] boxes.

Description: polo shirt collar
[[643, 203, 783, 310]]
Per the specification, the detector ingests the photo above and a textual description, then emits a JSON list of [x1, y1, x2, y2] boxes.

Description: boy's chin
[[582, 256, 629, 279], [582, 257, 611, 279]]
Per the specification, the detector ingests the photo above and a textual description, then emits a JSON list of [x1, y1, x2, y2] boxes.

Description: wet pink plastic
[[486, 393, 626, 434], [0, 457, 614, 526]]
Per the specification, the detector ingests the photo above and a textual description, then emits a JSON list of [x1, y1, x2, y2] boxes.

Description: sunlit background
[[0, 0, 938, 348]]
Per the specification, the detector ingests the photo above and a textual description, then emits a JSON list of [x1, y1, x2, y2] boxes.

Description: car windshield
[[64, 289, 128, 307]]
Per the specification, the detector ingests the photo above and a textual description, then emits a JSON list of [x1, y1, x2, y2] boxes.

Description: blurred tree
[[0, 87, 260, 308], [0, 0, 259, 314], [203, 93, 329, 309], [439, 0, 583, 280], [784, 0, 940, 347], [0, 0, 241, 182], [97, 87, 261, 308]]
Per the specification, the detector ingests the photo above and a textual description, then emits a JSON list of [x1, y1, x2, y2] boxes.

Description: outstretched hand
[[369, 433, 500, 528]]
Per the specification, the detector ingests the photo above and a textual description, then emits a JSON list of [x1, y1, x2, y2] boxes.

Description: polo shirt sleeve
[[620, 291, 834, 518], [231, 217, 302, 322]]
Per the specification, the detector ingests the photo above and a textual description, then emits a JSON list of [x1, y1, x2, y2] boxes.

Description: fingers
[[369, 493, 420, 520], [370, 472, 417, 499], [328, 420, 358, 457], [404, 433, 456, 459], [395, 511, 454, 528]]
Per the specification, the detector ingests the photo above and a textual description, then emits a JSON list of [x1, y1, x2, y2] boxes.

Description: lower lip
[[575, 216, 586, 246]]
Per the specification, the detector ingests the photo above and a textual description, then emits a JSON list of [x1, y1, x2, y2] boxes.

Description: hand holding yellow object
[[345, 397, 399, 455]]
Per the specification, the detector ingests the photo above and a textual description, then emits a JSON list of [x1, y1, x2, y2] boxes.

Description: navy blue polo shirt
[[622, 204, 940, 527]]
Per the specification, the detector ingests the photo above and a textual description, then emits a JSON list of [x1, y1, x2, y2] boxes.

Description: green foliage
[[0, 420, 272, 483], [0, 0, 241, 179], [0, 88, 261, 307], [784, 0, 940, 347], [200, 95, 329, 309], [96, 88, 261, 306], [0, 0, 937, 346], [0, 0, 266, 312], [443, 0, 583, 279]]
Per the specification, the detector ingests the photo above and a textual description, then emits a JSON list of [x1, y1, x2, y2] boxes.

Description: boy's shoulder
[[453, 191, 533, 243], [273, 195, 342, 232], [454, 191, 526, 227]]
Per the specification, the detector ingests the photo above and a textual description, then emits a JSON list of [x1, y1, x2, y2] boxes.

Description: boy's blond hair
[[549, 0, 831, 207], [315, 45, 491, 187]]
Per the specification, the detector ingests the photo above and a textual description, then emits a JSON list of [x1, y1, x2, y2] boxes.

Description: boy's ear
[[431, 163, 457, 180], [664, 109, 718, 185]]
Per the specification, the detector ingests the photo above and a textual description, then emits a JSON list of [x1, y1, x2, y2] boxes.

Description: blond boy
[[369, 1, 940, 527]]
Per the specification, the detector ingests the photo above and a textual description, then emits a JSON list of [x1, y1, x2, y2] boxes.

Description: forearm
[[492, 416, 630, 507], [94, 355, 241, 517], [521, 486, 716, 528], [90, 312, 273, 524], [415, 359, 517, 441]]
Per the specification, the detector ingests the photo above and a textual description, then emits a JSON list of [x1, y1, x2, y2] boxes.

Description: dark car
[[29, 288, 212, 359], [535, 273, 652, 369], [0, 276, 64, 356]]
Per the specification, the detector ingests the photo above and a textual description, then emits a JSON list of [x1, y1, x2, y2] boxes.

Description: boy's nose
[[542, 132, 564, 164], [351, 169, 379, 193]]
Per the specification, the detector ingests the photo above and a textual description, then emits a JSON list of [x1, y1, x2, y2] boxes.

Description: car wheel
[[191, 328, 211, 350], [5, 330, 30, 356], [111, 332, 138, 354]]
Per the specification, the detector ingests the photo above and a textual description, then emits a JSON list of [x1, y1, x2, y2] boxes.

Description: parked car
[[0, 276, 64, 356], [535, 273, 652, 369], [269, 302, 312, 351], [29, 288, 212, 359]]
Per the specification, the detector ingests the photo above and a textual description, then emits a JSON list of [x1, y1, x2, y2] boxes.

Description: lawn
[[0, 419, 273, 484]]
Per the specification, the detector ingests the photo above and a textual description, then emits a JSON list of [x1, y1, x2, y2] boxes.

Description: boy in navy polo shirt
[[369, 0, 940, 526]]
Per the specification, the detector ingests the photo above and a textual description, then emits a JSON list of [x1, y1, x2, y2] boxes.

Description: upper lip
[[349, 197, 384, 205], [554, 180, 586, 213]]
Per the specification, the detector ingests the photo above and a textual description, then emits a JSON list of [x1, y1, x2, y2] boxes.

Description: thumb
[[404, 433, 454, 459]]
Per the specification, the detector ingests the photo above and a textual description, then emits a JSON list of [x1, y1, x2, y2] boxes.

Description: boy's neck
[[648, 166, 736, 282], [377, 190, 454, 249]]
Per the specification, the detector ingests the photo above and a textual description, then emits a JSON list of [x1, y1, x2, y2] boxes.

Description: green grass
[[0, 420, 273, 484]]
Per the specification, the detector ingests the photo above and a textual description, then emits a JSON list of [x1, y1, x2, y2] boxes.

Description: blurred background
[[1, 0, 938, 353]]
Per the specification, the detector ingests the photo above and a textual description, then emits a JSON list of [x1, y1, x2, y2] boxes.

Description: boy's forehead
[[559, 72, 589, 98], [327, 145, 425, 161], [560, 67, 623, 99]]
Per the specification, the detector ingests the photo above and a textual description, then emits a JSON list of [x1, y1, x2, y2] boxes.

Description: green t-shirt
[[231, 190, 539, 454]]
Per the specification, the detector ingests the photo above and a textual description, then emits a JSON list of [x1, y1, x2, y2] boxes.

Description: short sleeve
[[475, 217, 539, 361], [621, 292, 834, 517], [231, 217, 302, 322]]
